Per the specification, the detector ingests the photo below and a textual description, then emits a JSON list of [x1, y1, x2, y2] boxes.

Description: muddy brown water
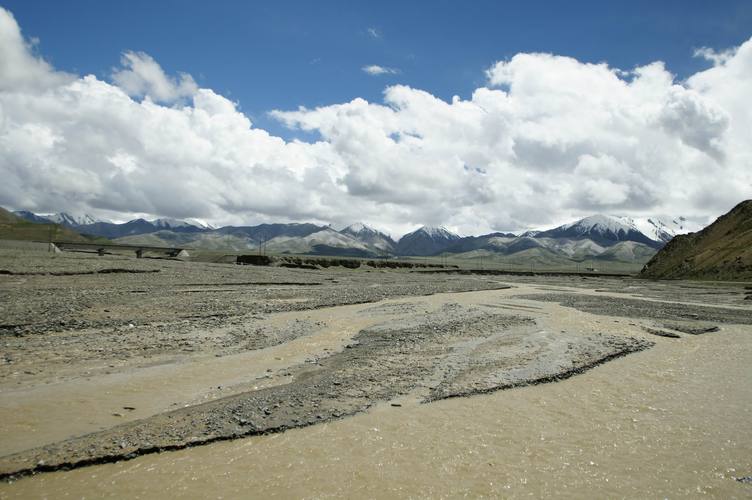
[[1, 287, 751, 498]]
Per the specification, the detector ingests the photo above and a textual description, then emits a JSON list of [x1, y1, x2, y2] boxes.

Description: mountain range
[[0, 208, 101, 244], [10, 210, 701, 264]]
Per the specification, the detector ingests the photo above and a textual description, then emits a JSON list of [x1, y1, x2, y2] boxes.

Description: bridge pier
[[53, 242, 184, 259]]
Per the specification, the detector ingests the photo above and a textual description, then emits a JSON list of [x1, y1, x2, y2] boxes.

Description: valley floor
[[0, 249, 750, 498]]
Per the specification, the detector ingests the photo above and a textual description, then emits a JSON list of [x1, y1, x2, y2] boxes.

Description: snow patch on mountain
[[404, 225, 461, 240], [40, 212, 107, 226], [341, 222, 373, 234], [518, 230, 541, 237], [304, 228, 368, 248], [560, 214, 637, 236], [616, 215, 700, 244], [341, 222, 396, 252], [150, 218, 212, 230], [534, 213, 704, 246], [395, 225, 462, 256]]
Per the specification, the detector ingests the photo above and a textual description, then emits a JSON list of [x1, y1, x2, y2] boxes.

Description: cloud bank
[[0, 7, 750, 236]]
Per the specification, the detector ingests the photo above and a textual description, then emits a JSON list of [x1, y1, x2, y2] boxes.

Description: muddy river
[[2, 285, 750, 498]]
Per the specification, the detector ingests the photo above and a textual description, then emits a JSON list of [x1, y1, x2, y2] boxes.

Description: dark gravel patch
[[518, 293, 752, 325]]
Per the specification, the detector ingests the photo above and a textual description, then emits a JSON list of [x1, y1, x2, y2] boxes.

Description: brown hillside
[[640, 200, 752, 281], [0, 207, 21, 224], [0, 207, 93, 243]]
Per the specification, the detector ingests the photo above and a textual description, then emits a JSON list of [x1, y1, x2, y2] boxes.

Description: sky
[[1, 1, 751, 237]]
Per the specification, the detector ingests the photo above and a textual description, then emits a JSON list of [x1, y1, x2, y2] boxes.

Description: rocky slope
[[640, 200, 752, 281]]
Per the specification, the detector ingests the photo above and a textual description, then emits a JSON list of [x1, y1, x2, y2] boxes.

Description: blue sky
[[5, 0, 752, 139]]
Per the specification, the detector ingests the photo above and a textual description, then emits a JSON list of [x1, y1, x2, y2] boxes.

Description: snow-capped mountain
[[40, 212, 107, 226], [14, 211, 107, 227], [418, 225, 461, 240], [340, 222, 374, 235], [536, 214, 662, 248], [615, 216, 700, 244], [13, 210, 217, 238], [150, 218, 213, 230], [396, 225, 461, 256], [340, 222, 396, 253], [519, 230, 541, 238], [63, 217, 207, 238]]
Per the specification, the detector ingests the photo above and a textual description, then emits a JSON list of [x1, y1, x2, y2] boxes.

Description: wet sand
[[1, 249, 751, 497]]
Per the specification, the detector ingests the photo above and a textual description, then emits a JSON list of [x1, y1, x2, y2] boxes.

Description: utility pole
[[258, 231, 267, 256], [48, 224, 54, 253]]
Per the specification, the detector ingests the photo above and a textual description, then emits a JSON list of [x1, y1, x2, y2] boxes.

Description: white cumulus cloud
[[362, 65, 400, 76], [0, 5, 751, 236], [0, 9, 73, 91], [112, 51, 198, 102]]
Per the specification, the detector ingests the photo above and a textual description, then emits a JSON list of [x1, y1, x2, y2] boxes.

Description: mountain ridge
[[1, 208, 101, 243], [396, 225, 461, 256], [8, 208, 708, 264], [536, 214, 662, 249]]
